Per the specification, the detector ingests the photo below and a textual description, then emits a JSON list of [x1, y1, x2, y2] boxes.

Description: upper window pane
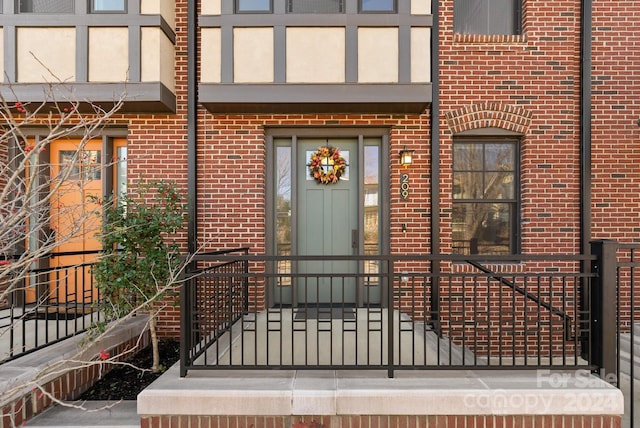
[[91, 0, 126, 12], [19, 0, 74, 13], [360, 0, 395, 12], [288, 0, 344, 13], [453, 0, 520, 35], [453, 142, 516, 201], [237, 0, 271, 12]]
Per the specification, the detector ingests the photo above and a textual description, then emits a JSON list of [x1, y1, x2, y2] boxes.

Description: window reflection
[[276, 144, 292, 286], [19, 0, 74, 13], [92, 0, 125, 11], [116, 146, 127, 200], [59, 150, 101, 181], [364, 143, 379, 285], [237, 0, 271, 12], [361, 0, 395, 12]]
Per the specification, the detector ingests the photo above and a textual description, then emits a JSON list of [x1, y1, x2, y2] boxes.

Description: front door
[[48, 140, 103, 304], [270, 132, 385, 308], [297, 139, 358, 305], [25, 138, 126, 305]]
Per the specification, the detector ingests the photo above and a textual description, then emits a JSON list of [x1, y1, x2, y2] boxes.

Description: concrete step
[[26, 400, 138, 428], [619, 323, 640, 380]]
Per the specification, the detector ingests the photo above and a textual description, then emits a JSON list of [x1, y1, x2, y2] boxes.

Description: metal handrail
[[465, 259, 575, 340]]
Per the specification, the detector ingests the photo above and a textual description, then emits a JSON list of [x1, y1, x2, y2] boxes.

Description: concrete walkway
[[27, 401, 138, 428]]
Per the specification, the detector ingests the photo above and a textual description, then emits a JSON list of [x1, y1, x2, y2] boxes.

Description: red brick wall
[[591, 1, 640, 242], [436, 0, 586, 355], [440, 0, 583, 255], [591, 1, 640, 335], [196, 113, 431, 256]]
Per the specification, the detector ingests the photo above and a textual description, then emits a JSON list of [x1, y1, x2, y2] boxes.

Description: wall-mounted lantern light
[[399, 147, 414, 167]]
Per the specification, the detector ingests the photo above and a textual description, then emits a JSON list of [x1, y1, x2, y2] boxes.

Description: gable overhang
[[0, 82, 176, 114], [198, 83, 432, 114]]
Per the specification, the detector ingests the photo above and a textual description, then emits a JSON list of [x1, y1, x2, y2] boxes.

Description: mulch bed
[[79, 340, 180, 400]]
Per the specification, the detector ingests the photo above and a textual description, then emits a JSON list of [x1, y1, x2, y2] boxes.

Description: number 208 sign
[[400, 174, 409, 200]]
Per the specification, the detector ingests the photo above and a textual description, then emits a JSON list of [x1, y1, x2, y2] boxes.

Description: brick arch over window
[[445, 103, 533, 135]]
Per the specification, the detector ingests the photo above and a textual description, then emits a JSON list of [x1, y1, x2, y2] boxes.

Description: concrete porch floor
[[199, 308, 478, 368]]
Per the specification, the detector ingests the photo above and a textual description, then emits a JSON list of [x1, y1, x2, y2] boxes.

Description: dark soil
[[79, 340, 180, 400]]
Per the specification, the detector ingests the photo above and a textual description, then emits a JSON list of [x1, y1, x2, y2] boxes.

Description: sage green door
[[297, 139, 358, 305]]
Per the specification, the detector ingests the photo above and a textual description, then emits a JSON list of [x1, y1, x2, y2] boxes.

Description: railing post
[[387, 258, 394, 378], [590, 239, 618, 382], [243, 248, 249, 312], [180, 260, 193, 377]]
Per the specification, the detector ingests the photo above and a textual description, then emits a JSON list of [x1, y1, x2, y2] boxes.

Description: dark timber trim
[[199, 83, 431, 114]]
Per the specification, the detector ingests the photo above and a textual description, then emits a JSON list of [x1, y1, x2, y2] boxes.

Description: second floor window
[[288, 0, 344, 13], [360, 0, 395, 12], [90, 0, 126, 12], [18, 0, 74, 13], [236, 0, 398, 14], [236, 0, 271, 12], [453, 0, 521, 35]]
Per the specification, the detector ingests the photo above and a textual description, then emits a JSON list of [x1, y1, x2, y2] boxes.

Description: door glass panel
[[116, 146, 127, 199], [58, 150, 101, 181], [363, 141, 380, 290], [83, 150, 101, 180], [275, 143, 292, 286]]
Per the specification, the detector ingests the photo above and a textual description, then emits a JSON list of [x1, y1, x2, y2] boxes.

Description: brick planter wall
[[0, 321, 149, 428]]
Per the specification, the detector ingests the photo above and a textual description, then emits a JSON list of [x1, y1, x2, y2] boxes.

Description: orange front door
[[47, 140, 103, 304], [24, 138, 126, 306]]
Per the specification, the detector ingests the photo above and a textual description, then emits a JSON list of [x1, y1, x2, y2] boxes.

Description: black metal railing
[[590, 240, 640, 426], [0, 253, 103, 363], [180, 251, 597, 377]]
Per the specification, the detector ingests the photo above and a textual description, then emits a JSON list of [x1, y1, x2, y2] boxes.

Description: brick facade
[[1, 0, 636, 425], [140, 414, 621, 428], [591, 1, 640, 241], [441, 0, 583, 255], [86, 0, 640, 350]]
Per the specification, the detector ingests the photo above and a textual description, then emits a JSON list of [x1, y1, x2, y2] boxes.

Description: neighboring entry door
[[297, 139, 358, 305], [48, 139, 103, 304]]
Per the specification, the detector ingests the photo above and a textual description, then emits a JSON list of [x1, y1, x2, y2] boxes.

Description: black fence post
[[180, 261, 193, 378], [388, 258, 395, 378], [590, 239, 618, 383]]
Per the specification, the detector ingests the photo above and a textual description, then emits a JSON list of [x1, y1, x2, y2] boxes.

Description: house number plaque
[[400, 173, 409, 200]]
